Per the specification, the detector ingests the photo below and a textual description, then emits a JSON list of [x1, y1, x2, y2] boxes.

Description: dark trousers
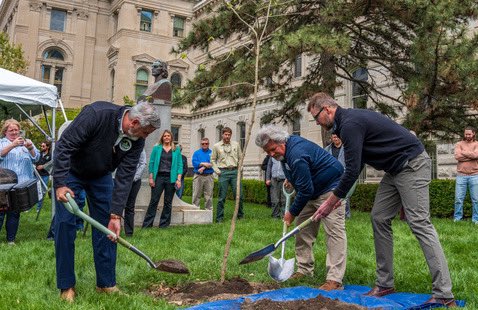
[[124, 179, 142, 235], [0, 211, 20, 242], [54, 172, 116, 289], [216, 169, 244, 222], [142, 174, 175, 228]]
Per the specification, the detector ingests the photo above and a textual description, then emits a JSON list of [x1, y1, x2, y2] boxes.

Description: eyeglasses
[[312, 107, 325, 122], [201, 143, 209, 145]]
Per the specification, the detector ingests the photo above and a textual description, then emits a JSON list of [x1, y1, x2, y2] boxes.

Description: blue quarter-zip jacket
[[282, 135, 343, 216]]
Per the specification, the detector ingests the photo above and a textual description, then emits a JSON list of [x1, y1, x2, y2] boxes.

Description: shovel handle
[[63, 194, 157, 269]]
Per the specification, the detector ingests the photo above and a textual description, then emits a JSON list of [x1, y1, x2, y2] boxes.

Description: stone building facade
[[0, 0, 471, 181]]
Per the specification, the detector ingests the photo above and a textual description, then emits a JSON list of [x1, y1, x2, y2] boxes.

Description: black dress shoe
[[423, 297, 457, 308], [364, 286, 396, 297]]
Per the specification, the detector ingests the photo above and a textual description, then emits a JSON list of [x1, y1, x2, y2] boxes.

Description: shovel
[[240, 184, 355, 265], [267, 184, 295, 282], [62, 193, 189, 274]]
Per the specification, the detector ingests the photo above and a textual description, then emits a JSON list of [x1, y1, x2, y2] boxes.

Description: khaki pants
[[295, 191, 347, 283], [372, 151, 453, 298], [192, 174, 214, 210]]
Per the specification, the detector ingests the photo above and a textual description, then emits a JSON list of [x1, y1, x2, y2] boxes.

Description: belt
[[196, 173, 213, 176], [220, 167, 237, 171]]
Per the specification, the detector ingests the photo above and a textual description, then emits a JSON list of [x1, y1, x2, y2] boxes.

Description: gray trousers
[[295, 191, 347, 283], [192, 174, 214, 210], [372, 151, 453, 298], [270, 178, 285, 218]]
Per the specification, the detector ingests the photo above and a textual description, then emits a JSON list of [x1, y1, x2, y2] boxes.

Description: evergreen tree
[[177, 0, 478, 140]]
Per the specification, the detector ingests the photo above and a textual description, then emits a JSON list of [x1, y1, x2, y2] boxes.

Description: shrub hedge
[[183, 178, 468, 218]]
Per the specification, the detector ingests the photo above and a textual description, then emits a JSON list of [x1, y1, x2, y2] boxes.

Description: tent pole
[[14, 103, 49, 138], [51, 102, 57, 219], [58, 99, 68, 121]]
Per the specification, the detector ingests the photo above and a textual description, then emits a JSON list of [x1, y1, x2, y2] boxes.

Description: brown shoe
[[96, 286, 121, 294], [60, 287, 75, 303], [319, 280, 344, 291], [364, 286, 395, 297], [289, 272, 308, 280], [423, 297, 457, 308]]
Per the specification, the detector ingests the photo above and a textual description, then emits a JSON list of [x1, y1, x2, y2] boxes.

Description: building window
[[198, 128, 205, 146], [294, 54, 302, 78], [173, 16, 185, 37], [110, 69, 115, 101], [50, 9, 66, 32], [140, 9, 153, 32], [135, 68, 149, 100], [41, 48, 65, 97], [171, 125, 180, 145], [352, 67, 368, 109], [170, 72, 182, 88], [216, 125, 224, 143], [292, 117, 301, 136], [237, 122, 246, 150]]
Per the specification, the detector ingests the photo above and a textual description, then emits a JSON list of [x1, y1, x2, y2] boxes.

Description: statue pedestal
[[133, 181, 213, 226]]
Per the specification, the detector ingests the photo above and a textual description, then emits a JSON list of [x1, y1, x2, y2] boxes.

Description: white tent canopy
[[0, 68, 58, 108], [0, 67, 66, 220]]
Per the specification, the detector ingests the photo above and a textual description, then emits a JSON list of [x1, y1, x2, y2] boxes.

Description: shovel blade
[[155, 259, 190, 274], [239, 244, 276, 265], [268, 256, 295, 282]]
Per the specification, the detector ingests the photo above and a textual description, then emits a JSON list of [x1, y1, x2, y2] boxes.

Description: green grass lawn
[[0, 197, 476, 309]]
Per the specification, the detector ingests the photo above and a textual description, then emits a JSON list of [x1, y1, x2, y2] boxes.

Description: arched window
[[170, 72, 182, 88], [41, 48, 65, 97], [135, 68, 149, 99]]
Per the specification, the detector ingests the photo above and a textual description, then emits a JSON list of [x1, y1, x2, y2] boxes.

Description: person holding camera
[[0, 119, 40, 245]]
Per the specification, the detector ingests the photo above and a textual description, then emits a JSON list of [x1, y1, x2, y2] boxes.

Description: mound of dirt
[[241, 295, 367, 310], [149, 277, 367, 309], [149, 277, 279, 306]]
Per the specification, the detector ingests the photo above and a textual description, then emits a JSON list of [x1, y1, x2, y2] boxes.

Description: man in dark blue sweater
[[255, 125, 346, 291], [307, 92, 456, 307], [53, 100, 161, 302]]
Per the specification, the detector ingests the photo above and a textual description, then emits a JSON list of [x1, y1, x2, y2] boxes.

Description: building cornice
[[108, 28, 181, 45]]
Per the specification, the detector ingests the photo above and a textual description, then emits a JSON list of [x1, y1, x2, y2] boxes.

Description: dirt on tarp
[[241, 295, 367, 310], [148, 277, 367, 309]]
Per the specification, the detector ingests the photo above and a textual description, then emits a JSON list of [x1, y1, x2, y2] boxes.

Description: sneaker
[[453, 219, 461, 222], [7, 241, 15, 246], [60, 287, 75, 303], [319, 280, 344, 291]]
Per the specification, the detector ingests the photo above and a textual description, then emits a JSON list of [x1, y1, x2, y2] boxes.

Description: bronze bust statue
[[141, 59, 172, 103]]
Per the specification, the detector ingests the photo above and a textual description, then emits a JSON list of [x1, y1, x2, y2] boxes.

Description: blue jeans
[[54, 172, 116, 289], [0, 211, 20, 242], [36, 175, 50, 211], [454, 174, 478, 222]]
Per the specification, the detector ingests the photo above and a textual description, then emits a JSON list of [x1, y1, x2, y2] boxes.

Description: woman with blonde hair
[[142, 130, 183, 228], [0, 119, 40, 244]]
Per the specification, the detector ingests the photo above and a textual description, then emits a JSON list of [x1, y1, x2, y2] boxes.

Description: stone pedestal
[[133, 181, 213, 226]]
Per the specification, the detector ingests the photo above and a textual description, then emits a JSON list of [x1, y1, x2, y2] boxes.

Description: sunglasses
[[201, 143, 209, 145]]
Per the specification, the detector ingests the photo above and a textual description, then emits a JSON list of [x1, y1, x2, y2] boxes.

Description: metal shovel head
[[268, 256, 295, 282], [239, 243, 276, 265], [155, 259, 190, 274]]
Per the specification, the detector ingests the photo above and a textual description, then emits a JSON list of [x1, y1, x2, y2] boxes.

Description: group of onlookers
[[2, 92, 477, 307]]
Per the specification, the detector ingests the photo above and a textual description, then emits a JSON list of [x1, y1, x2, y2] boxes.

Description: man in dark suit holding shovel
[[255, 124, 346, 291]]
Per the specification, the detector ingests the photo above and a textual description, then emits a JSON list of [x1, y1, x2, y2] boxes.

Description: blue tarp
[[186, 285, 465, 310]]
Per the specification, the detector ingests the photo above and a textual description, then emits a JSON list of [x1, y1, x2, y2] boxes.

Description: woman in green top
[[142, 130, 183, 228]]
